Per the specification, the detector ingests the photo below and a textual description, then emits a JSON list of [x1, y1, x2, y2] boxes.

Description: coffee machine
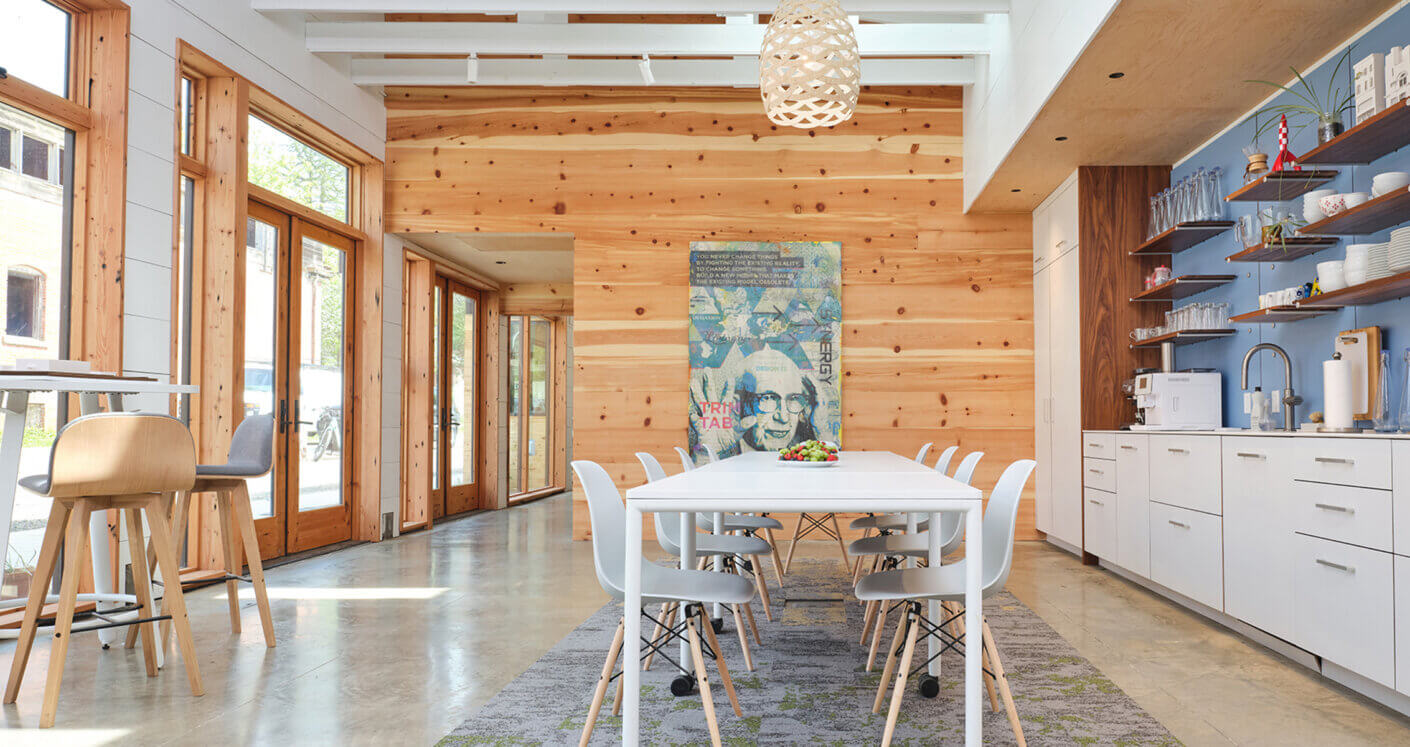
[[1132, 371, 1222, 430]]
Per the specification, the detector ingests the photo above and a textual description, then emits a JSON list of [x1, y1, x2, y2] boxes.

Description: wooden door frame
[[508, 314, 564, 505], [435, 276, 483, 516]]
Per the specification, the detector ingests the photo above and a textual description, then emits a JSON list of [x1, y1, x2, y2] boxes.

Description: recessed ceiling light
[[1010, 188, 1022, 193], [1055, 136, 1068, 142], [495, 260, 508, 265], [1108, 72, 1125, 79]]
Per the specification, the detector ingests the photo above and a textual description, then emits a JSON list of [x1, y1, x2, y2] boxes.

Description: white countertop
[[1085, 428, 1410, 440]]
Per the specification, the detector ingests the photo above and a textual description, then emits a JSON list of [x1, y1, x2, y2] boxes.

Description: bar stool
[[130, 413, 276, 650], [3, 413, 203, 728]]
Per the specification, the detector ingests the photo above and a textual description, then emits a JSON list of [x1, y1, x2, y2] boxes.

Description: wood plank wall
[[384, 86, 1036, 540]]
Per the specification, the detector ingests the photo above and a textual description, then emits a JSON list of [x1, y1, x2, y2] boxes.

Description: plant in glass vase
[[1247, 48, 1356, 145], [1260, 210, 1307, 252]]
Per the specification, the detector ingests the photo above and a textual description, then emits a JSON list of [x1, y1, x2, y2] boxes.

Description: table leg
[[712, 511, 724, 620], [680, 513, 696, 675], [0, 391, 29, 605], [928, 510, 941, 679], [964, 505, 983, 747], [78, 393, 122, 646], [623, 504, 643, 746]]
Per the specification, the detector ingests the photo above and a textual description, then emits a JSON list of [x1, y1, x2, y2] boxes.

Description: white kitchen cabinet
[[1033, 259, 1053, 535], [1293, 480, 1394, 553], [1083, 488, 1117, 560], [1149, 501, 1223, 611], [1394, 442, 1410, 556], [1293, 533, 1395, 688], [1032, 171, 1077, 273], [1044, 248, 1083, 549], [1149, 434, 1222, 515], [1114, 434, 1150, 576], [1292, 437, 1393, 491], [1083, 432, 1116, 460], [1221, 438, 1294, 641], [1397, 555, 1410, 696], [1082, 457, 1115, 492]]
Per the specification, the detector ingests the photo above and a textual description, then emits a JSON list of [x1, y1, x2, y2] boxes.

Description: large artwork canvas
[[688, 241, 842, 461]]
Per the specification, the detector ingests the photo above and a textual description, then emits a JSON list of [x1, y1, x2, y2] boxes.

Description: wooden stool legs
[[231, 482, 276, 647], [144, 495, 204, 698], [3, 500, 70, 706]]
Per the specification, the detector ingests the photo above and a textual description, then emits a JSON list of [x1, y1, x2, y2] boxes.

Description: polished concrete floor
[[2, 493, 1408, 745]]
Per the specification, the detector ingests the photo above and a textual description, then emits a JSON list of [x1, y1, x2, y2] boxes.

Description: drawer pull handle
[[1087, 442, 1101, 448], [1055, 240, 1067, 249], [1089, 498, 1104, 506], [1235, 452, 1265, 459], [1314, 456, 1353, 465], [1167, 447, 1189, 454], [1314, 503, 1353, 514], [1119, 445, 1137, 450], [1167, 520, 1189, 529], [1315, 558, 1355, 573], [1088, 468, 1104, 475]]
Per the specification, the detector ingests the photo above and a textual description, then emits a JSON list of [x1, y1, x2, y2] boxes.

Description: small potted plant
[[1247, 48, 1356, 145]]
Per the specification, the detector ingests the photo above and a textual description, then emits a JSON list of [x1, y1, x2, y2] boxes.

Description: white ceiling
[[400, 232, 574, 284]]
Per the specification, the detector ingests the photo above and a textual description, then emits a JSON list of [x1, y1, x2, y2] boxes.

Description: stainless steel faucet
[[1240, 343, 1303, 431]]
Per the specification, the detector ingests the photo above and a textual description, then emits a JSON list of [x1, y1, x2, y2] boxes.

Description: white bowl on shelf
[[1304, 189, 1336, 222], [1372, 171, 1410, 196], [1318, 260, 1347, 292]]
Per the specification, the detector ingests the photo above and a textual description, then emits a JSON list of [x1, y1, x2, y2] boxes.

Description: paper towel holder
[[1318, 351, 1362, 433]]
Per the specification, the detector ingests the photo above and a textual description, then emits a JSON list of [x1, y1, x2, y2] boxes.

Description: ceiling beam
[[351, 56, 975, 87], [256, 1, 1009, 13], [307, 21, 990, 56]]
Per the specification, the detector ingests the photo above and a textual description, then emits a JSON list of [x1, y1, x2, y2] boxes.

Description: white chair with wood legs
[[3, 414, 204, 728], [129, 413, 277, 651], [573, 460, 754, 747], [852, 451, 984, 667], [856, 459, 1037, 747], [638, 452, 769, 652], [674, 446, 787, 588], [849, 444, 954, 542]]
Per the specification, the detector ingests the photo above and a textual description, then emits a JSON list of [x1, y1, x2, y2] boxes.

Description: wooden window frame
[[507, 313, 566, 506]]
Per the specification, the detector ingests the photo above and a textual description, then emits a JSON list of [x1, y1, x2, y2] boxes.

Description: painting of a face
[[738, 349, 817, 452]]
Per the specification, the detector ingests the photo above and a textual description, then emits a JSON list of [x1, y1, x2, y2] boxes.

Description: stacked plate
[[1392, 227, 1410, 274], [1367, 241, 1393, 280]]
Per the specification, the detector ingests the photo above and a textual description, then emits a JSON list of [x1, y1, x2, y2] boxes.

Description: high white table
[[623, 450, 985, 746], [0, 374, 198, 645]]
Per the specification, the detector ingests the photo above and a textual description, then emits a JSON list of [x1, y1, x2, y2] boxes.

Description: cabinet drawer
[[1115, 434, 1148, 497], [1149, 502, 1223, 611], [1394, 442, 1410, 556], [1083, 457, 1115, 492], [1083, 488, 1116, 560], [1083, 432, 1116, 460], [1149, 435, 1222, 515], [1293, 480, 1393, 553], [1293, 438, 1392, 490], [1293, 534, 1394, 688]]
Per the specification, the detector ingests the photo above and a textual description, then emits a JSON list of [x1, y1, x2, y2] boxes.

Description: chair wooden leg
[[867, 601, 894, 672], [859, 599, 879, 646], [145, 496, 203, 697], [881, 606, 920, 747], [741, 601, 762, 647], [39, 499, 91, 728], [829, 514, 852, 574], [950, 603, 998, 712], [580, 618, 625, 747], [686, 613, 724, 747], [123, 507, 159, 677], [217, 491, 242, 634], [4, 500, 71, 705], [157, 490, 191, 650], [783, 513, 806, 574], [851, 550, 868, 585], [872, 603, 909, 711], [231, 482, 276, 647], [698, 605, 743, 718], [763, 527, 785, 588], [983, 620, 1026, 746], [748, 555, 773, 622], [729, 604, 754, 671]]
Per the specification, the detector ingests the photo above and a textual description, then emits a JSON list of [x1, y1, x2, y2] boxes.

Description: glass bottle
[[1373, 350, 1395, 432], [1400, 348, 1410, 432]]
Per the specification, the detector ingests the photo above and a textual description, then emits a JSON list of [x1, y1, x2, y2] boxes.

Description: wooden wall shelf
[[1296, 269, 1410, 307], [1299, 186, 1410, 236], [1225, 237, 1339, 262], [1129, 329, 1237, 349], [1299, 100, 1410, 165], [1224, 170, 1339, 202], [1130, 275, 1237, 302], [1229, 305, 1343, 323], [1130, 221, 1235, 256]]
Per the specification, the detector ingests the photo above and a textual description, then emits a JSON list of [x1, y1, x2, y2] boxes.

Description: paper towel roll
[[1324, 357, 1356, 430]]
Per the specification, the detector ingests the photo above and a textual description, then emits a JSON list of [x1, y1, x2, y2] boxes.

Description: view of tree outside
[[247, 115, 349, 222]]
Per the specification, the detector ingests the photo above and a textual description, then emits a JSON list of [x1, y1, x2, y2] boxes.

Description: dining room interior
[[4, 0, 1410, 745]]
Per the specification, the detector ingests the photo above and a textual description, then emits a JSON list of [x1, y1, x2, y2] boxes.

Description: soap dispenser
[[1245, 386, 1273, 431]]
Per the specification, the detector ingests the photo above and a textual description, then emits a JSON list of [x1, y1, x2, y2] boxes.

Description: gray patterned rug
[[440, 560, 1179, 745]]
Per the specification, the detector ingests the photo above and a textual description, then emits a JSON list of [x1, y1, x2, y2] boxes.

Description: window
[[247, 115, 350, 222], [179, 76, 195, 157], [6, 268, 44, 339], [0, 1, 72, 98], [0, 128, 10, 169], [21, 136, 49, 181]]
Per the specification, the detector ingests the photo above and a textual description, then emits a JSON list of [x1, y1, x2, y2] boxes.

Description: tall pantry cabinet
[[1031, 167, 1170, 557]]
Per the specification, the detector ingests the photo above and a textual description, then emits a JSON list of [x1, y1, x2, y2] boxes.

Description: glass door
[[506, 315, 554, 501], [244, 199, 355, 559], [434, 278, 480, 515]]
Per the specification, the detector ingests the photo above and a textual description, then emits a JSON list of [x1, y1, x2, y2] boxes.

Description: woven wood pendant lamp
[[760, 0, 861, 129]]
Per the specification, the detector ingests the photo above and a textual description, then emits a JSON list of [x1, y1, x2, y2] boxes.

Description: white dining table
[[623, 450, 985, 746], [0, 373, 198, 645]]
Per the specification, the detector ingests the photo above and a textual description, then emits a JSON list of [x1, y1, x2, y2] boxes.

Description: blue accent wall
[[1167, 4, 1410, 428]]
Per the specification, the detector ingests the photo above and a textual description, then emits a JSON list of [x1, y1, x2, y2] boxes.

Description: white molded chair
[[638, 452, 771, 652], [855, 459, 1037, 747], [573, 460, 754, 747], [674, 445, 786, 586]]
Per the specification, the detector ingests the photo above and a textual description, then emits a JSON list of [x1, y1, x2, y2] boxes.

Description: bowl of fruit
[[778, 440, 839, 466]]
